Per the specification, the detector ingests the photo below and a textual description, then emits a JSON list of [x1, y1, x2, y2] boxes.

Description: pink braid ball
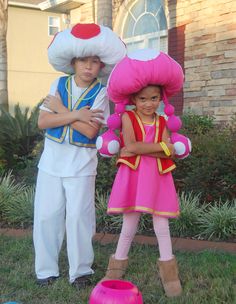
[[107, 113, 122, 130], [96, 129, 120, 157], [115, 103, 126, 114], [166, 115, 182, 133], [171, 133, 192, 159], [164, 104, 175, 116]]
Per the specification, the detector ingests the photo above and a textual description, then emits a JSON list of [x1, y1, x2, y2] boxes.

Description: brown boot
[[158, 256, 182, 297], [101, 254, 128, 281]]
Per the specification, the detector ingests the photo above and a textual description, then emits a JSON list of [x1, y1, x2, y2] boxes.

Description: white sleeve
[[39, 78, 60, 112], [90, 87, 110, 125]]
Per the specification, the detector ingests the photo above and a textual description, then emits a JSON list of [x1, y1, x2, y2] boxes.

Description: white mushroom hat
[[48, 23, 127, 76]]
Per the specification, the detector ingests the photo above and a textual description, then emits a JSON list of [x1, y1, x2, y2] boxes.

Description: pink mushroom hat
[[107, 49, 184, 104], [48, 23, 127, 76], [96, 49, 192, 159]]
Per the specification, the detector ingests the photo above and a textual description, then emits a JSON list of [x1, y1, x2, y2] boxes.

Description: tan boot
[[158, 256, 182, 297], [101, 254, 128, 281]]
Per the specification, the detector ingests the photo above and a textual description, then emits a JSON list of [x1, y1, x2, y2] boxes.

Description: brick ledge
[[94, 233, 236, 254], [1, 228, 235, 254]]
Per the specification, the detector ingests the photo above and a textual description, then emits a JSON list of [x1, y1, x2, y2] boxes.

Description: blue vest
[[45, 76, 104, 148]]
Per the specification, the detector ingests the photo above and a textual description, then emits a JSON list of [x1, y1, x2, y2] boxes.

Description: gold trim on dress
[[154, 115, 160, 143], [107, 206, 180, 217], [157, 158, 176, 174], [132, 110, 146, 137], [116, 155, 141, 169]]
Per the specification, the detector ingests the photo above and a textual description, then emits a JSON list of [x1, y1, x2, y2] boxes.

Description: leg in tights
[[115, 213, 141, 260], [153, 215, 173, 261]]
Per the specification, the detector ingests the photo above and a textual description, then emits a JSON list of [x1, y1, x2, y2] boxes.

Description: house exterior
[[7, 0, 236, 122]]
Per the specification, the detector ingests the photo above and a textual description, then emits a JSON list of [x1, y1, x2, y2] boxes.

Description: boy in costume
[[33, 23, 126, 288]]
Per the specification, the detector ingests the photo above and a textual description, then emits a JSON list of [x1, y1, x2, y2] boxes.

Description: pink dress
[[107, 122, 180, 218]]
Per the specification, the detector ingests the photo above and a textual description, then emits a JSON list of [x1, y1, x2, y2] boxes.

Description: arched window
[[120, 0, 168, 53]]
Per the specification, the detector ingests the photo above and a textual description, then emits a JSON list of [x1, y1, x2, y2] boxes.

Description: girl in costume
[[101, 49, 186, 297], [33, 23, 126, 288]]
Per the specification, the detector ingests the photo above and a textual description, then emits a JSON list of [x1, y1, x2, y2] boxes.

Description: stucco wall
[[7, 6, 64, 109]]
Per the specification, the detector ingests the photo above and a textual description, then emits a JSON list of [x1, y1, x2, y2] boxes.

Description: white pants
[[33, 170, 96, 282]]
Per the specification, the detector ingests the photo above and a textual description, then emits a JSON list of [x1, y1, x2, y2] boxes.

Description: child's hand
[[44, 92, 66, 113], [120, 147, 136, 157], [165, 142, 176, 157], [75, 106, 104, 127]]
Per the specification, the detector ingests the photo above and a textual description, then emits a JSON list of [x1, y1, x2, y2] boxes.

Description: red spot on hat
[[71, 23, 101, 39]]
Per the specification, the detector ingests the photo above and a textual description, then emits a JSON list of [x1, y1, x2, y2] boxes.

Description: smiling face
[[72, 56, 103, 87], [132, 85, 162, 121]]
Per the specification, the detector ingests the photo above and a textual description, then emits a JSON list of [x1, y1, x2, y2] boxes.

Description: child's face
[[72, 56, 103, 86], [132, 86, 162, 117]]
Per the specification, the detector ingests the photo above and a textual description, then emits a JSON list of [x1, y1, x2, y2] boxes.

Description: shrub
[[170, 192, 203, 237], [0, 171, 33, 228], [174, 113, 236, 202], [197, 200, 236, 241], [96, 155, 117, 194], [3, 185, 34, 228], [0, 104, 43, 168], [95, 190, 122, 233], [181, 112, 215, 135], [14, 140, 44, 185]]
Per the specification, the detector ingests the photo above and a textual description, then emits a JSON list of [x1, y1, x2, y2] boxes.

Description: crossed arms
[[38, 93, 104, 139], [120, 112, 175, 159]]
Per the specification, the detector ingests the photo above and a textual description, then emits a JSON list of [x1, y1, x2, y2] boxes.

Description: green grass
[[0, 235, 235, 304]]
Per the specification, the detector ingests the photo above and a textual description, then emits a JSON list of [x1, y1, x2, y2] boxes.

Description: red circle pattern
[[71, 23, 101, 39]]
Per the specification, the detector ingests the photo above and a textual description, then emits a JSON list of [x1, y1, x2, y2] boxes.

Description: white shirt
[[38, 76, 110, 177]]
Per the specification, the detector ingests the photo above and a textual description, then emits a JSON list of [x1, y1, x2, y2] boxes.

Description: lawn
[[0, 235, 235, 304]]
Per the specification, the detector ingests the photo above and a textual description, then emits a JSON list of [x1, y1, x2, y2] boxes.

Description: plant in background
[[95, 190, 154, 234], [14, 140, 44, 185], [0, 104, 43, 168], [174, 116, 236, 202], [95, 190, 122, 233], [181, 112, 215, 136], [96, 155, 117, 194], [0, 171, 34, 228], [0, 171, 25, 218], [3, 185, 34, 228], [170, 192, 203, 238], [197, 200, 236, 241]]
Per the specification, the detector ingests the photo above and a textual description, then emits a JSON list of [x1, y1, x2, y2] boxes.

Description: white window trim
[[124, 30, 168, 44], [114, 0, 169, 53], [48, 16, 60, 36]]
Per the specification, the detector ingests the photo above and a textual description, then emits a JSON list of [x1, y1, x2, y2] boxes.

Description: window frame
[[48, 16, 60, 37], [120, 0, 168, 53]]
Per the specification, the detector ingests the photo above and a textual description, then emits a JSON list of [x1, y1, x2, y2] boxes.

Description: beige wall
[[7, 6, 65, 109]]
